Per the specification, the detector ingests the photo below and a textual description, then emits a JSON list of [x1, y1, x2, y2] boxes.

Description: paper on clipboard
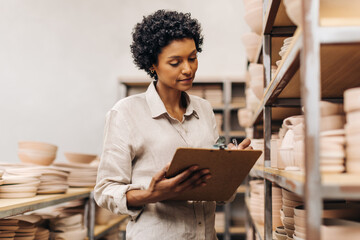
[[165, 148, 262, 201]]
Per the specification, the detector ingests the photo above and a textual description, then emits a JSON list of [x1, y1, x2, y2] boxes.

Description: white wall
[[0, 0, 249, 162]]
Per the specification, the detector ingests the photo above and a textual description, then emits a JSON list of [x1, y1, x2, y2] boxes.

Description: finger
[[238, 138, 251, 150], [227, 143, 236, 150], [178, 169, 211, 190], [244, 146, 253, 150], [170, 165, 199, 185], [183, 173, 211, 191], [153, 163, 171, 182]]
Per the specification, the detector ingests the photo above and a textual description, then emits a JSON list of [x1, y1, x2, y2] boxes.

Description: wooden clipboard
[[165, 148, 262, 201]]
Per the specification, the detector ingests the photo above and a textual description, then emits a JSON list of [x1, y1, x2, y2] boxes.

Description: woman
[[94, 9, 251, 240]]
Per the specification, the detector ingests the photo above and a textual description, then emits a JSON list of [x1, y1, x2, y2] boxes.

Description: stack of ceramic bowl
[[203, 85, 223, 106], [0, 175, 40, 198], [344, 87, 360, 174], [0, 219, 18, 238], [281, 189, 303, 238], [276, 37, 293, 67], [49, 213, 87, 239], [293, 206, 306, 240], [283, 0, 302, 27], [56, 199, 86, 215], [242, 32, 261, 62], [320, 101, 346, 173], [237, 108, 253, 128], [186, 85, 204, 98], [243, 0, 263, 35], [272, 185, 283, 230], [248, 63, 264, 100], [249, 180, 264, 224], [10, 215, 49, 240], [18, 141, 58, 166], [53, 162, 98, 187], [4, 166, 70, 194], [246, 87, 261, 112], [251, 139, 264, 166]]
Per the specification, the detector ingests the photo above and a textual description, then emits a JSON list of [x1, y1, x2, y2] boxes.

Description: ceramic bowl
[[283, 0, 302, 26], [276, 226, 286, 234], [283, 206, 295, 217], [283, 199, 303, 208], [285, 227, 295, 236], [242, 32, 261, 46], [320, 101, 344, 117], [249, 79, 264, 100], [18, 150, 56, 166], [294, 215, 306, 228], [321, 218, 360, 240], [238, 108, 253, 128], [64, 152, 97, 164], [346, 161, 360, 174], [320, 115, 345, 132], [283, 216, 295, 225], [344, 87, 360, 113], [244, 6, 263, 35], [346, 110, 360, 125], [346, 146, 360, 160], [18, 141, 57, 152], [249, 63, 264, 79], [294, 230, 305, 239], [275, 231, 288, 240], [282, 189, 303, 202], [245, 46, 258, 62]]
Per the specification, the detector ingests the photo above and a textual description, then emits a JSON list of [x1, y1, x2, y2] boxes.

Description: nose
[[181, 61, 192, 76]]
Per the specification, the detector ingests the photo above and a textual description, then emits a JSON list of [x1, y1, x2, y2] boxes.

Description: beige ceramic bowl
[[346, 161, 360, 174], [294, 215, 306, 228], [282, 189, 303, 202], [294, 230, 306, 239], [285, 227, 295, 236], [18, 141, 57, 166], [344, 87, 360, 113], [283, 0, 302, 26], [244, 6, 263, 35], [275, 231, 287, 240], [276, 226, 286, 234], [346, 110, 360, 125], [64, 152, 97, 164], [283, 206, 295, 217], [320, 101, 344, 117], [321, 218, 360, 240], [321, 115, 345, 132], [283, 199, 303, 208], [249, 63, 264, 79], [346, 146, 360, 160]]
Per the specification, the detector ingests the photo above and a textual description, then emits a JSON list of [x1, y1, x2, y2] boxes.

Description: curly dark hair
[[130, 9, 204, 80]]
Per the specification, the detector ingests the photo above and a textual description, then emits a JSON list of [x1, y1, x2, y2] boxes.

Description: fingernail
[[191, 166, 199, 171], [205, 174, 212, 180]]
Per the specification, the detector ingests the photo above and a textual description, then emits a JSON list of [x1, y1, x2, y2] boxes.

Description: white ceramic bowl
[[244, 6, 263, 35], [320, 101, 344, 117], [249, 63, 264, 79], [283, 0, 302, 26], [344, 87, 360, 113], [245, 46, 258, 62], [64, 152, 97, 164], [320, 115, 345, 132], [346, 110, 360, 125], [242, 32, 261, 46]]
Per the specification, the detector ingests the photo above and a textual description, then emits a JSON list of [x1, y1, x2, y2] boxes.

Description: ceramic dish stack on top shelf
[[243, 0, 263, 35], [0, 175, 40, 198], [344, 87, 360, 174], [52, 162, 98, 188]]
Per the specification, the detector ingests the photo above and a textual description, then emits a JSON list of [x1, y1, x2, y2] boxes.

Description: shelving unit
[[0, 188, 126, 240], [244, 0, 360, 240]]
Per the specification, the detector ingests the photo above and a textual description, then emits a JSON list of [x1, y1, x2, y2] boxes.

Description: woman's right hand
[[126, 164, 211, 207], [146, 163, 211, 203]]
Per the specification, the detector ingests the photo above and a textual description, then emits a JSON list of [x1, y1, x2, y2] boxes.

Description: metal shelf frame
[[245, 0, 360, 239]]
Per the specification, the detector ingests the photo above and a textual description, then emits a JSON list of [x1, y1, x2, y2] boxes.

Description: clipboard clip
[[213, 136, 226, 150]]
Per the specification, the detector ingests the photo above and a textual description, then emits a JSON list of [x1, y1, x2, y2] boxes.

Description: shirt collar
[[145, 81, 199, 119]]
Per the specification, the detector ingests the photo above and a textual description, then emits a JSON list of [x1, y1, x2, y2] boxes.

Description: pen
[[232, 139, 238, 148]]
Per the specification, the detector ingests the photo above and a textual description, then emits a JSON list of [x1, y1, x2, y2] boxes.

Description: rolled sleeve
[[94, 108, 143, 220]]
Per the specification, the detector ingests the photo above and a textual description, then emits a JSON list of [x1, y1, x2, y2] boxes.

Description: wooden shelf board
[[94, 215, 128, 239], [251, 166, 360, 199], [230, 102, 246, 109], [0, 188, 92, 218]]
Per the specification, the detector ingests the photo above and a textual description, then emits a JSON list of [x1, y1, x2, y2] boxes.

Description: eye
[[189, 56, 197, 62], [169, 61, 180, 67]]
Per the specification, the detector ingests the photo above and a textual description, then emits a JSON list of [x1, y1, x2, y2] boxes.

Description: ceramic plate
[[0, 186, 37, 193], [320, 129, 345, 137], [0, 192, 36, 198], [2, 177, 40, 185]]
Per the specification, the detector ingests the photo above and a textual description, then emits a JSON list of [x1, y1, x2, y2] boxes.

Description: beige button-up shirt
[[95, 81, 219, 240]]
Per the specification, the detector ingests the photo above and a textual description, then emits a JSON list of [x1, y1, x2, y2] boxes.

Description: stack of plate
[[249, 180, 264, 224], [10, 215, 49, 240], [203, 85, 223, 106], [186, 85, 204, 98], [344, 87, 360, 174], [276, 37, 293, 67], [320, 101, 346, 173], [35, 227, 50, 240], [53, 162, 98, 187], [4, 166, 70, 194], [14, 220, 38, 240], [0, 219, 18, 238], [0, 176, 40, 198], [49, 213, 87, 240]]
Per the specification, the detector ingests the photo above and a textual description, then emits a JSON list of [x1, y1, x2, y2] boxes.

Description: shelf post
[[87, 191, 96, 240], [301, 0, 323, 239]]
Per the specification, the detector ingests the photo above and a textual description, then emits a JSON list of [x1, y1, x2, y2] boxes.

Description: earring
[[150, 69, 155, 74]]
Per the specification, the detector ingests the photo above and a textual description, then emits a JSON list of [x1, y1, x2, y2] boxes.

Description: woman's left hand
[[227, 138, 253, 150]]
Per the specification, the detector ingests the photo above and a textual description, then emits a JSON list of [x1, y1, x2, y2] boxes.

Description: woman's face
[[153, 38, 198, 92]]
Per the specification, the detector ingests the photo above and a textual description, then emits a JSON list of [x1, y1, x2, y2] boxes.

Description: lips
[[179, 77, 192, 81]]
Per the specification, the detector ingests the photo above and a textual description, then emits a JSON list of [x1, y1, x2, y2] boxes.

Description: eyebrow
[[168, 49, 197, 59]]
